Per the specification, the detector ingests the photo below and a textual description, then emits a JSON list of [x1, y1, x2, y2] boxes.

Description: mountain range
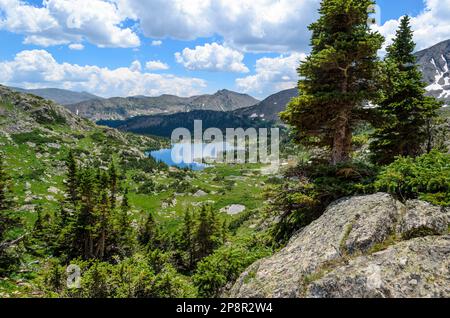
[[96, 88, 299, 137], [9, 87, 101, 105], [66, 89, 259, 121]]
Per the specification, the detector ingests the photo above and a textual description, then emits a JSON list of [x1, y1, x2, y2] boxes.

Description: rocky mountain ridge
[[9, 87, 101, 106], [66, 89, 259, 121], [415, 39, 450, 106], [234, 88, 298, 122]]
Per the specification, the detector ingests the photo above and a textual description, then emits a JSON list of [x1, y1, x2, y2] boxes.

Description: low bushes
[[375, 150, 450, 206]]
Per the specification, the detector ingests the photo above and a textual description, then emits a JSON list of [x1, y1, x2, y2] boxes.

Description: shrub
[[192, 242, 271, 298], [375, 150, 450, 206], [11, 130, 55, 145], [268, 161, 378, 244], [38, 254, 197, 298], [138, 179, 156, 194]]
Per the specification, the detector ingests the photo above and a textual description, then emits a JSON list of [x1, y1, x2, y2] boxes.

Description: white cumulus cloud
[[0, 0, 140, 48], [151, 40, 162, 46], [145, 60, 169, 71], [68, 43, 84, 50], [0, 50, 206, 97], [129, 60, 142, 72], [236, 53, 306, 98], [117, 0, 320, 53], [175, 43, 249, 73], [374, 0, 450, 52]]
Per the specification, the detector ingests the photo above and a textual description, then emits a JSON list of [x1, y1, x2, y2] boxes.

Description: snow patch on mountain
[[415, 40, 450, 107], [424, 56, 450, 105]]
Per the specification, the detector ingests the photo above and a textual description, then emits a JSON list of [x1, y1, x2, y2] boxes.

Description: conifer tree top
[[386, 16, 416, 66]]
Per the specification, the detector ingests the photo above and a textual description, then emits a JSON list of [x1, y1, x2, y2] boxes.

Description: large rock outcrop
[[306, 236, 450, 298], [229, 193, 449, 298]]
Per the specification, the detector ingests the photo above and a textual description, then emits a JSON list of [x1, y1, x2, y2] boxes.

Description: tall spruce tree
[[116, 187, 134, 256], [64, 150, 78, 206], [109, 162, 118, 209], [75, 169, 98, 260], [0, 154, 15, 239], [281, 0, 383, 164], [369, 16, 441, 164], [95, 190, 110, 260], [138, 211, 160, 249], [194, 205, 220, 261], [0, 154, 20, 274], [180, 209, 195, 269]]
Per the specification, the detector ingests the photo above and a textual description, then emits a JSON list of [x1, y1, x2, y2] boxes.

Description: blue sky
[[0, 0, 448, 99]]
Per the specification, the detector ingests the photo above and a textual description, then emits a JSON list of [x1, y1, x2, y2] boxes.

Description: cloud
[[118, 0, 320, 53], [374, 0, 450, 52], [236, 53, 306, 98], [68, 43, 84, 50], [0, 0, 140, 48], [129, 60, 142, 72], [0, 50, 206, 97], [175, 43, 249, 73], [145, 60, 169, 71], [151, 40, 162, 46]]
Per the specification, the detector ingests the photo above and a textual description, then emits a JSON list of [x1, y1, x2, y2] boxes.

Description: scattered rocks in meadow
[[193, 190, 208, 197], [221, 204, 246, 215], [47, 186, 61, 194]]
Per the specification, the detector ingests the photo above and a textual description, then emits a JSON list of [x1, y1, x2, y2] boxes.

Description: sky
[[0, 0, 449, 100]]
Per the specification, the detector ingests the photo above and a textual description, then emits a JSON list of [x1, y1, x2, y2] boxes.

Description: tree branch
[[0, 234, 26, 252]]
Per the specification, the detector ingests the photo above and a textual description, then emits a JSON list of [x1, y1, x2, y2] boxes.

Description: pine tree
[[138, 211, 160, 249], [108, 162, 118, 209], [369, 16, 442, 164], [118, 188, 130, 231], [116, 187, 133, 256], [64, 150, 78, 206], [0, 154, 15, 240], [221, 220, 228, 244], [75, 169, 98, 260], [179, 209, 195, 269], [281, 0, 384, 164], [194, 205, 219, 261], [95, 190, 110, 260], [0, 154, 20, 274], [33, 205, 45, 236]]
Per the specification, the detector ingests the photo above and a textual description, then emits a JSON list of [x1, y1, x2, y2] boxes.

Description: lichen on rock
[[228, 193, 450, 298]]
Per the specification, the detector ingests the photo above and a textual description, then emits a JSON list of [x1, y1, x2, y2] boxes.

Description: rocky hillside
[[9, 87, 101, 105], [0, 85, 93, 134], [67, 89, 259, 121], [229, 193, 450, 298], [415, 39, 450, 106], [0, 84, 162, 214], [234, 88, 298, 122]]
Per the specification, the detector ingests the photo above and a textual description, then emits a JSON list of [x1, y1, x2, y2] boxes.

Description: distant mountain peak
[[415, 39, 450, 105], [216, 89, 233, 94], [233, 88, 298, 122]]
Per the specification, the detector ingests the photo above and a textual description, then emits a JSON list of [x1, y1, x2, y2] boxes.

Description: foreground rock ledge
[[228, 193, 449, 298]]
